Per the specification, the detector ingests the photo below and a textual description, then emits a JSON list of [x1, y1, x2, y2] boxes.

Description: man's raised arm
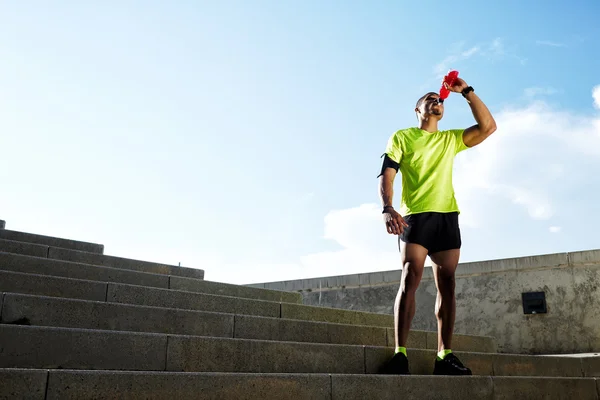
[[445, 78, 497, 148]]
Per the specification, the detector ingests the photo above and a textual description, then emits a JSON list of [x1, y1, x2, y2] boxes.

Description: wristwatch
[[461, 86, 474, 97], [382, 205, 394, 213]]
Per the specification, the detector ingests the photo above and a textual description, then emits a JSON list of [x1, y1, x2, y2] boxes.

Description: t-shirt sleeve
[[451, 129, 469, 154], [384, 131, 403, 163]]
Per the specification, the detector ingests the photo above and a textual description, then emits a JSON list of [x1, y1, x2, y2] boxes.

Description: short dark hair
[[415, 92, 438, 109]]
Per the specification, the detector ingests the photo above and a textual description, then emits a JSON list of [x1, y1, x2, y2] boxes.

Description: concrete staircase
[[0, 220, 599, 399]]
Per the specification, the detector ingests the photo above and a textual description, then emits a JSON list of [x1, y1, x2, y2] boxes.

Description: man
[[377, 76, 496, 375]]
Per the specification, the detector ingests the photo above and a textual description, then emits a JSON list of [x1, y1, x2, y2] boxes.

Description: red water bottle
[[439, 70, 459, 102]]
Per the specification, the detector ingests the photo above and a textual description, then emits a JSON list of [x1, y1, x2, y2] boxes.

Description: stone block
[[234, 314, 387, 346], [386, 328, 427, 349], [491, 377, 598, 400], [0, 229, 103, 253], [382, 269, 402, 283], [170, 276, 302, 304], [425, 331, 497, 353], [0, 325, 166, 370], [48, 247, 204, 280], [107, 283, 280, 318], [492, 353, 583, 377], [331, 375, 494, 400], [0, 239, 48, 258], [0, 220, 5, 229], [280, 303, 393, 327], [0, 252, 168, 289], [166, 336, 364, 373], [46, 371, 331, 400], [0, 368, 48, 400], [581, 356, 600, 377], [1, 293, 234, 338], [570, 249, 600, 266], [0, 270, 107, 302]]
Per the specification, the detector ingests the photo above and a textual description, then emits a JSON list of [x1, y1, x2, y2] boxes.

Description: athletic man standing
[[378, 77, 496, 375]]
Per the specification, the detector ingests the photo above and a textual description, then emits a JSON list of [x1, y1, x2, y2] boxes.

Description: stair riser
[[0, 270, 107, 302], [0, 252, 168, 289], [0, 325, 593, 377], [47, 246, 205, 280], [2, 370, 599, 400], [0, 271, 497, 352], [0, 253, 299, 304], [1, 293, 389, 347], [0, 229, 103, 254]]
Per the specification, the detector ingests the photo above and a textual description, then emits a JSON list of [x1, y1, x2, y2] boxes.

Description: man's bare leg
[[394, 242, 429, 348], [429, 248, 460, 352]]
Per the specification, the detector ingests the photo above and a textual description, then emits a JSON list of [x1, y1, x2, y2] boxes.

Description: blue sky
[[2, 1, 600, 284]]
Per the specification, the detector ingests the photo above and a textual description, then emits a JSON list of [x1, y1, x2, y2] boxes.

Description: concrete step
[[0, 238, 205, 280], [0, 270, 108, 302], [3, 369, 599, 400], [0, 325, 595, 378], [0, 292, 492, 352], [0, 252, 299, 304], [0, 251, 169, 289], [0, 228, 104, 254], [48, 245, 205, 280], [0, 268, 497, 351]]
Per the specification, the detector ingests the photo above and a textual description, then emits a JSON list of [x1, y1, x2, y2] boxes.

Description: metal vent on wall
[[522, 291, 547, 314]]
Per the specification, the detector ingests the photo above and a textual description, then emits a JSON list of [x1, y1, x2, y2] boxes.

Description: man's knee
[[437, 268, 456, 294], [401, 261, 424, 292]]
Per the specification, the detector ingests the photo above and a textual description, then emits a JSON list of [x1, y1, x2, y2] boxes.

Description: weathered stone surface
[[493, 353, 583, 377], [1, 293, 234, 338], [171, 276, 301, 304], [581, 355, 600, 377], [386, 328, 427, 349], [0, 239, 48, 258], [107, 283, 280, 317], [425, 331, 497, 353], [0, 270, 107, 302], [234, 314, 387, 346], [281, 302, 393, 327], [332, 375, 494, 400], [491, 376, 598, 400], [0, 325, 166, 371], [0, 252, 168, 289], [0, 220, 5, 229], [48, 247, 204, 280], [0, 368, 48, 400], [167, 336, 365, 374], [364, 347, 493, 375], [46, 371, 331, 400], [0, 229, 103, 253]]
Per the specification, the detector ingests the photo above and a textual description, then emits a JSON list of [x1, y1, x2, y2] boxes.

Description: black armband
[[377, 153, 399, 178]]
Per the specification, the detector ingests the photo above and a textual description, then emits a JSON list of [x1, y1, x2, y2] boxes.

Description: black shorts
[[399, 212, 461, 255]]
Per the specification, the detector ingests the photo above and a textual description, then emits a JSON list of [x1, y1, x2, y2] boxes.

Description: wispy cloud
[[549, 226, 562, 233], [434, 45, 480, 76], [433, 38, 525, 79], [524, 87, 558, 98], [536, 40, 566, 47]]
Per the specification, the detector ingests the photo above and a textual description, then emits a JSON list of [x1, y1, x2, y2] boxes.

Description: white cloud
[[593, 85, 600, 110], [454, 86, 600, 227], [536, 40, 566, 47], [549, 226, 562, 233], [524, 87, 558, 98]]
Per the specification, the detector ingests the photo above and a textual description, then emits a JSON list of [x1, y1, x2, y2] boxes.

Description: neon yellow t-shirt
[[384, 127, 469, 216]]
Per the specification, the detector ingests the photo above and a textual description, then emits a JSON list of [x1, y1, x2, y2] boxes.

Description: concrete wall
[[248, 249, 600, 355]]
